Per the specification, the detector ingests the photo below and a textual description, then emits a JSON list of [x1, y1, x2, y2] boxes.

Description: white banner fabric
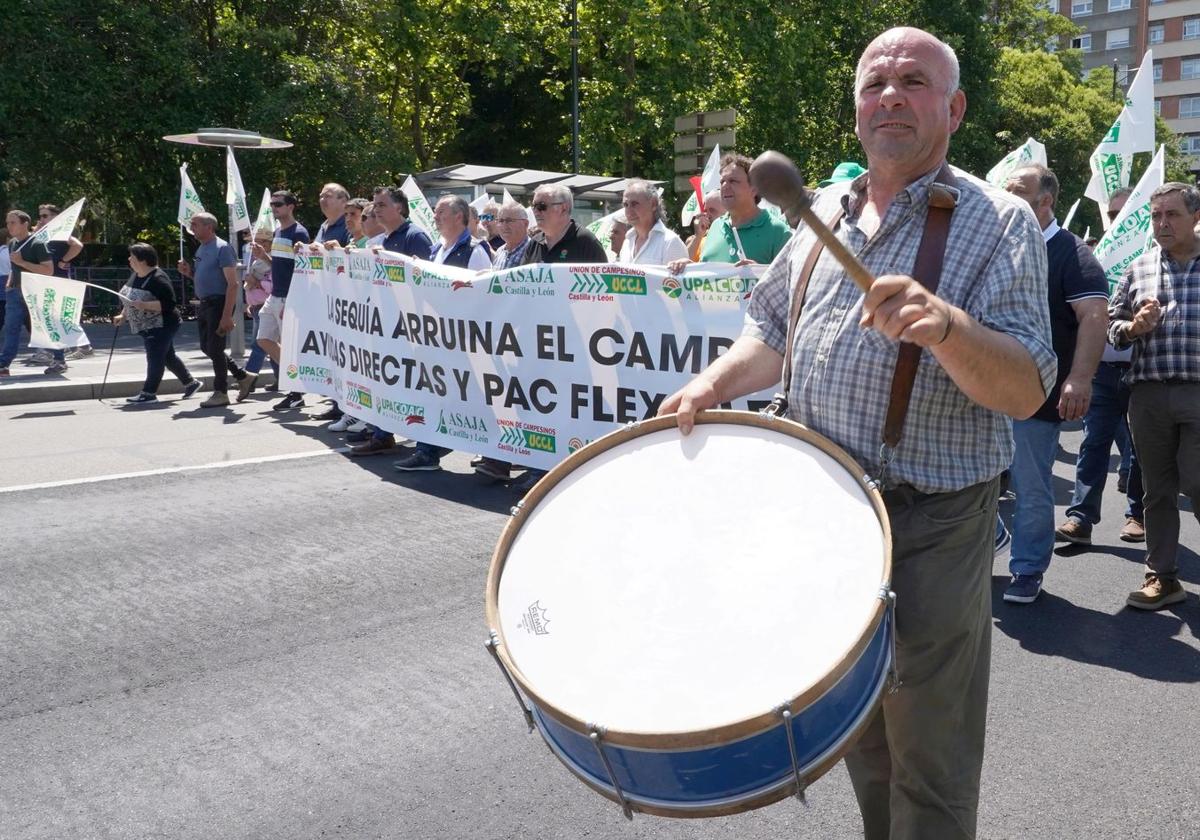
[[22, 275, 91, 349], [1092, 144, 1164, 292], [985, 138, 1047, 187], [280, 250, 773, 468]]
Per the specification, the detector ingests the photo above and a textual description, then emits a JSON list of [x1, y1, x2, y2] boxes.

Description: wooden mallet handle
[[749, 151, 875, 293]]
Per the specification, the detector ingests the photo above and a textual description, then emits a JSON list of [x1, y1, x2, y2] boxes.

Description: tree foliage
[[0, 0, 1189, 259]]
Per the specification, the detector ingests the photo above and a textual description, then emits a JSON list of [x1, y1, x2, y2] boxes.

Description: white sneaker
[[347, 419, 368, 433], [327, 415, 354, 432]]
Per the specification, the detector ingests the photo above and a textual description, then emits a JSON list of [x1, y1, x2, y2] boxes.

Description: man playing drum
[[662, 27, 1055, 840]]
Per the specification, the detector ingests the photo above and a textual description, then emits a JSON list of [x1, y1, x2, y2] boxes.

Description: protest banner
[[22, 198, 85, 253], [1092, 144, 1164, 291], [21, 275, 91, 350], [1085, 50, 1155, 225], [280, 250, 774, 468], [178, 164, 205, 235], [225, 146, 251, 233], [985, 138, 1046, 187]]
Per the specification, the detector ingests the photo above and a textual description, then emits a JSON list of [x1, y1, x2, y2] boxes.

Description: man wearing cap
[[821, 161, 867, 188]]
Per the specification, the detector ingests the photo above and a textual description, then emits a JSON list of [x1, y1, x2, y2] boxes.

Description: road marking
[[0, 447, 349, 494]]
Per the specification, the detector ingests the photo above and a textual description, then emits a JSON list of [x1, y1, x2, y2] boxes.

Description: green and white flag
[[401, 175, 437, 235], [178, 164, 205, 234], [1092, 144, 1164, 292], [985, 138, 1047, 187], [24, 197, 85, 252], [681, 144, 722, 227], [587, 208, 626, 258], [21, 274, 91, 349], [225, 146, 251, 233], [1086, 51, 1156, 226], [252, 187, 275, 238], [1062, 198, 1081, 233]]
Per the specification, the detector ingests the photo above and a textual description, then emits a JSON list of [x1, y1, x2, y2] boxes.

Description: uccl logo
[[571, 270, 646, 295], [286, 364, 299, 379], [372, 260, 406, 285], [346, 383, 373, 409], [499, 423, 556, 453]]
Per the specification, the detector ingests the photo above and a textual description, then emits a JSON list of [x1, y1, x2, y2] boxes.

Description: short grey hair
[[622, 178, 663, 223], [436, 194, 470, 226], [499, 200, 529, 222], [534, 182, 573, 212], [190, 212, 219, 229], [1151, 182, 1200, 214], [855, 28, 960, 98], [1010, 163, 1059, 205]]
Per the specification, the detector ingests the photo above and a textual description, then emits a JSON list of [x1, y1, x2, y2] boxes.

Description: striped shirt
[[492, 237, 531, 270], [1108, 247, 1200, 384], [744, 164, 1055, 493]]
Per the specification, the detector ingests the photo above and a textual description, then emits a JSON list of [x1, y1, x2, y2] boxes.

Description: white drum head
[[495, 417, 887, 736]]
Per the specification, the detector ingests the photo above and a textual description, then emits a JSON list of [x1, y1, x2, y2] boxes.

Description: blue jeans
[[246, 307, 267, 374], [141, 322, 193, 393], [1065, 362, 1144, 524], [0, 286, 21, 367], [1007, 417, 1060, 577]]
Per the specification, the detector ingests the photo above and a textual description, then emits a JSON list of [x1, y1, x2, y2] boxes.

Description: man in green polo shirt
[[670, 153, 792, 272]]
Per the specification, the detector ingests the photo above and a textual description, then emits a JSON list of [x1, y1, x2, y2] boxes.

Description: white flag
[[469, 193, 491, 214], [252, 188, 275, 238], [985, 138, 1047, 187], [1092, 145, 1164, 292], [681, 144, 722, 226], [24, 198, 85, 252], [21, 274, 91, 349], [1062, 198, 1081, 232], [178, 164, 206, 235], [225, 146, 251, 233], [1086, 52, 1157, 228], [587, 208, 626, 258], [401, 175, 437, 235]]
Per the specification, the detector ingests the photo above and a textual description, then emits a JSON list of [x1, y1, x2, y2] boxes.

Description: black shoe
[[315, 406, 343, 421], [346, 428, 374, 443], [181, 379, 203, 399], [125, 392, 158, 404], [1117, 470, 1129, 494], [273, 392, 305, 411]]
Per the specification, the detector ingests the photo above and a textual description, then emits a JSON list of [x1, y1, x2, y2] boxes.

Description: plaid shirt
[[1108, 247, 1200, 384], [492, 237, 531, 270], [744, 165, 1055, 493]]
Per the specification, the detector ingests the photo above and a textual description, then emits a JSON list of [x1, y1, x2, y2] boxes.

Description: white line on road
[[0, 447, 349, 495]]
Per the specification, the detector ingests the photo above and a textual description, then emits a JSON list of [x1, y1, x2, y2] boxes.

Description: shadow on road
[[991, 575, 1200, 683]]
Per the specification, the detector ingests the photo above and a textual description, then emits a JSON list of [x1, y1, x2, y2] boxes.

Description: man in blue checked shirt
[[663, 27, 1054, 840], [1108, 182, 1200, 612]]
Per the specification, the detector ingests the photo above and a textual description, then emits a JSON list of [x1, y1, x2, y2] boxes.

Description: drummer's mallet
[[749, 151, 876, 293]]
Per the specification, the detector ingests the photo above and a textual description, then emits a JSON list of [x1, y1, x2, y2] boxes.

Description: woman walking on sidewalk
[[117, 243, 201, 405]]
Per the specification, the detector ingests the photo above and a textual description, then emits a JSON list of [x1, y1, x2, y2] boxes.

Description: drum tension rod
[[776, 706, 809, 806], [878, 587, 902, 694], [588, 725, 633, 820], [485, 631, 535, 732]]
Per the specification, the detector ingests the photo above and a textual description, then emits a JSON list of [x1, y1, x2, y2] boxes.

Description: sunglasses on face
[[497, 217, 527, 224], [532, 201, 564, 212]]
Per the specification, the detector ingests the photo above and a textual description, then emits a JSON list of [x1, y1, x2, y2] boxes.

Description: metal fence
[[71, 268, 197, 321]]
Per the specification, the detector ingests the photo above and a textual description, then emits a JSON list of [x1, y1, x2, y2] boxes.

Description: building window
[[1180, 135, 1200, 155], [1180, 97, 1200, 118], [1073, 33, 1093, 52], [1186, 19, 1200, 39], [1154, 62, 1164, 82], [1155, 99, 1162, 116], [1109, 0, 1131, 9], [1150, 24, 1164, 45], [1072, 0, 1093, 16], [1107, 28, 1130, 49], [1184, 59, 1200, 80]]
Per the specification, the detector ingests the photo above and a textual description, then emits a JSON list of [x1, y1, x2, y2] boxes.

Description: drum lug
[[776, 706, 810, 806], [509, 500, 525, 517], [878, 587, 902, 694], [588, 725, 634, 820], [863, 474, 879, 492], [485, 630, 535, 732]]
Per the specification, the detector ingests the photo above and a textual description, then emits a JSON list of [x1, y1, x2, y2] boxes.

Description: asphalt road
[[1, 394, 1198, 839]]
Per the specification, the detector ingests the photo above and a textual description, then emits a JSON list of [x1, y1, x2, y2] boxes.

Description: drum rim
[[484, 409, 893, 750]]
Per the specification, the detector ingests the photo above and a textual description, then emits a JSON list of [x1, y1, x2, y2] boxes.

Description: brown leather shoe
[[1119, 517, 1146, 543], [348, 435, 396, 456], [1054, 517, 1092, 545], [1126, 574, 1186, 610]]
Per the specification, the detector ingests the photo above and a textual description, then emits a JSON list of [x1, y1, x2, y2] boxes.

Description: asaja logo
[[517, 600, 550, 636], [436, 409, 489, 442], [286, 364, 299, 379], [346, 381, 373, 409], [486, 265, 555, 297], [498, 419, 556, 454], [570, 269, 647, 296], [662, 277, 683, 299]]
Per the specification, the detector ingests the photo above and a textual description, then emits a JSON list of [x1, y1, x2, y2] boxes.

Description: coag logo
[[662, 277, 683, 299], [663, 273, 757, 302], [286, 364, 299, 379], [451, 280, 473, 291], [378, 398, 425, 425]]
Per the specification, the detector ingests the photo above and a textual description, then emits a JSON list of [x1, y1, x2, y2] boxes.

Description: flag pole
[[226, 146, 245, 357]]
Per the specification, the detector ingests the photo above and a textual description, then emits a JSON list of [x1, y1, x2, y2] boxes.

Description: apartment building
[[1062, 0, 1200, 172]]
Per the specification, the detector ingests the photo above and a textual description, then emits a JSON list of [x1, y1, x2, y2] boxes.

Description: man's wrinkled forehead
[[856, 33, 954, 93]]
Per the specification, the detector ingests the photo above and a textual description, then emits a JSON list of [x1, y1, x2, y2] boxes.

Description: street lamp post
[[163, 128, 292, 357], [570, 0, 580, 174]]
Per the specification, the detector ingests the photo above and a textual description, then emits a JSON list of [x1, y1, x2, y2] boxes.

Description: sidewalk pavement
[[0, 321, 277, 406]]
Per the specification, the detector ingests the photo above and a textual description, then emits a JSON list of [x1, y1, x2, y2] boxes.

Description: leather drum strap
[[771, 206, 846, 414], [881, 164, 959, 450]]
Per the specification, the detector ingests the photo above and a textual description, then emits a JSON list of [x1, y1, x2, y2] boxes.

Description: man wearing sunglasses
[[250, 190, 310, 409]]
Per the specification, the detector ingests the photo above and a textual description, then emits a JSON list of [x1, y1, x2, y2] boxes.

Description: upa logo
[[411, 264, 459, 289], [345, 381, 373, 409], [378, 398, 425, 426], [567, 437, 592, 454], [662, 273, 757, 302], [286, 364, 299, 380], [497, 419, 557, 455], [436, 409, 490, 443], [291, 364, 332, 383], [487, 265, 556, 298], [569, 267, 647, 301]]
